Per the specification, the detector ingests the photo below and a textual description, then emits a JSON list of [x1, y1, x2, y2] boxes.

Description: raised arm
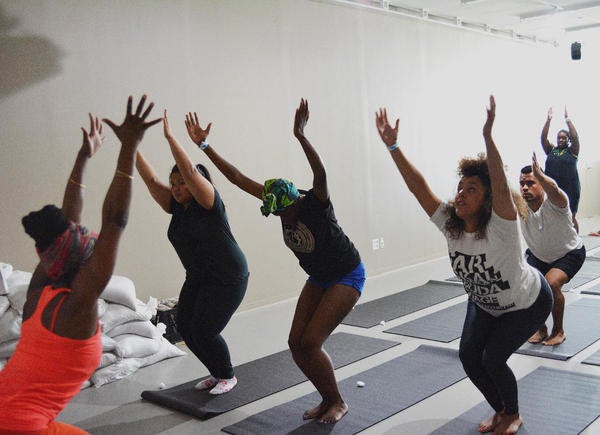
[[293, 98, 328, 202], [564, 107, 580, 156], [72, 95, 161, 300], [162, 110, 215, 209], [483, 95, 516, 220], [375, 108, 441, 217], [540, 107, 553, 155], [61, 114, 104, 223], [135, 150, 172, 213], [531, 152, 568, 208], [185, 112, 263, 200]]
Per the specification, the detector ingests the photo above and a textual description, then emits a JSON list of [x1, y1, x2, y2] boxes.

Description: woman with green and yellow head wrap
[[193, 98, 365, 424]]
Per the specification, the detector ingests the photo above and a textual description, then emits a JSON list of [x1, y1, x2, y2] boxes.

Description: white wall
[[1, 0, 599, 309]]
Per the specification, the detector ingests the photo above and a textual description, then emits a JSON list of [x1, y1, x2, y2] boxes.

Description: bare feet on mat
[[493, 413, 522, 434], [319, 401, 348, 424], [542, 332, 566, 346], [478, 412, 503, 433], [527, 328, 547, 344], [303, 401, 329, 420]]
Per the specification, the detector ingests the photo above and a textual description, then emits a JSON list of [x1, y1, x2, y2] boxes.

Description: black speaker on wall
[[571, 42, 581, 60]]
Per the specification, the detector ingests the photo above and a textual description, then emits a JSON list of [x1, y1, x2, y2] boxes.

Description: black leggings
[[176, 275, 248, 379]]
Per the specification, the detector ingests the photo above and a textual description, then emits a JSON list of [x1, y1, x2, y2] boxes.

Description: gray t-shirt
[[431, 203, 540, 317]]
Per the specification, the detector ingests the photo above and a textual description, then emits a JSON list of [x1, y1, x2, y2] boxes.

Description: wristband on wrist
[[387, 142, 399, 151], [200, 141, 209, 150]]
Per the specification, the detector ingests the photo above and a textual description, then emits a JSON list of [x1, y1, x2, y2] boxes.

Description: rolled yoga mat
[[384, 301, 466, 343], [342, 280, 464, 328], [431, 366, 600, 434], [516, 297, 600, 361], [222, 345, 466, 435], [141, 332, 399, 420]]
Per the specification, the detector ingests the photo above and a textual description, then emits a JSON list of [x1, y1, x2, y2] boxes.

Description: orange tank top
[[0, 285, 101, 431]]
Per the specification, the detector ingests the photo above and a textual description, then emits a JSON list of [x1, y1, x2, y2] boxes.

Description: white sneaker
[[194, 376, 218, 390], [209, 376, 237, 395]]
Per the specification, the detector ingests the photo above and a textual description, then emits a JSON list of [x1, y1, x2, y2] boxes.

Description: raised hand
[[163, 109, 173, 139], [294, 98, 309, 139], [81, 113, 104, 158], [483, 95, 496, 138], [184, 112, 211, 146], [532, 152, 543, 177], [564, 106, 569, 120], [103, 95, 162, 149], [375, 108, 399, 147], [547, 107, 553, 121]]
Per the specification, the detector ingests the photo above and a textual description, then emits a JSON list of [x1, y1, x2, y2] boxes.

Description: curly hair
[[444, 153, 492, 240]]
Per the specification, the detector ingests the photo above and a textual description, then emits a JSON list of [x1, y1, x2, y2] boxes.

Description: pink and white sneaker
[[209, 376, 238, 395], [194, 376, 218, 390]]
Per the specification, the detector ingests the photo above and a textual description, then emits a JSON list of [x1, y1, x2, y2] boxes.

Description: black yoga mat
[[342, 280, 464, 328], [431, 366, 600, 434], [570, 257, 600, 289], [141, 332, 399, 420], [516, 297, 600, 360], [222, 345, 466, 435], [384, 301, 466, 343]]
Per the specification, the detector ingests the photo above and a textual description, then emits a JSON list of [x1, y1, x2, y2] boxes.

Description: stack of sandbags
[[0, 262, 186, 388]]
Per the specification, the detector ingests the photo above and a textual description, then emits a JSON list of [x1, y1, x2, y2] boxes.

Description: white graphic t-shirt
[[431, 203, 540, 317]]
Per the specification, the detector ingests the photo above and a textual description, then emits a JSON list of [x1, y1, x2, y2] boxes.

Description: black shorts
[[526, 245, 586, 282]]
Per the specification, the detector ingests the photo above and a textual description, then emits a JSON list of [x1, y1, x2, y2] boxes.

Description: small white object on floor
[[356, 381, 365, 387], [379, 320, 386, 325], [159, 382, 166, 389]]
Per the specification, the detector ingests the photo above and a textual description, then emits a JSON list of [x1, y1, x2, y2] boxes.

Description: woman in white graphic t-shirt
[[375, 96, 552, 435]]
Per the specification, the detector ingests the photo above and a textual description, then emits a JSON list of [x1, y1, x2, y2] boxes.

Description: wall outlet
[[372, 238, 380, 250], [379, 237, 385, 248]]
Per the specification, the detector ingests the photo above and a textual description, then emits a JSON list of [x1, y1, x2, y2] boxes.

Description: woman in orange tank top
[[0, 96, 161, 434]]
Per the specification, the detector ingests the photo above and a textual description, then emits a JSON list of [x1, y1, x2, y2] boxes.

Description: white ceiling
[[339, 0, 600, 45]]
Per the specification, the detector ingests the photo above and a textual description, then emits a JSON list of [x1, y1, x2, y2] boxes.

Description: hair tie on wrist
[[387, 142, 399, 151], [115, 169, 134, 180], [69, 178, 86, 188], [200, 141, 209, 150]]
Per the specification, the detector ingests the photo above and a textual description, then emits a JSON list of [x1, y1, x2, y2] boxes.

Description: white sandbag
[[138, 336, 186, 368], [97, 299, 108, 318], [0, 296, 9, 318], [112, 334, 161, 359], [100, 303, 148, 333], [98, 352, 118, 369], [0, 308, 21, 343], [0, 339, 18, 359], [0, 262, 12, 295], [90, 358, 142, 387], [106, 320, 160, 340], [99, 275, 137, 311], [6, 270, 31, 314], [101, 334, 120, 354], [135, 296, 158, 319]]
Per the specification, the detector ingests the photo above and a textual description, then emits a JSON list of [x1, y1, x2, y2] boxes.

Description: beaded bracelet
[[387, 142, 399, 151], [200, 141, 209, 150]]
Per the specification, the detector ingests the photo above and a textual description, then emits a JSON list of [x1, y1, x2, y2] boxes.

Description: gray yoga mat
[[582, 348, 600, 366], [581, 280, 600, 296], [141, 332, 399, 420], [342, 280, 465, 328], [582, 235, 600, 251], [516, 297, 600, 360], [570, 256, 600, 289], [384, 301, 466, 342], [222, 345, 466, 435], [431, 366, 600, 434]]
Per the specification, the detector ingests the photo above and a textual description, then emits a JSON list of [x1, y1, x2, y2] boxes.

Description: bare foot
[[542, 332, 566, 346], [478, 412, 503, 433], [303, 401, 328, 420], [527, 328, 547, 344], [319, 401, 348, 424], [493, 413, 522, 434]]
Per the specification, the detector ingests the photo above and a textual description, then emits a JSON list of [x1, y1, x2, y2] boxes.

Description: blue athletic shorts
[[307, 261, 366, 294]]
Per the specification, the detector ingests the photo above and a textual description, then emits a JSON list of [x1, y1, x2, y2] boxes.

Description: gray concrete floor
[[59, 217, 600, 434]]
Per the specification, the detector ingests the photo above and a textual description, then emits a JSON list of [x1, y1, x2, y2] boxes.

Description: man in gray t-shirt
[[519, 155, 585, 346]]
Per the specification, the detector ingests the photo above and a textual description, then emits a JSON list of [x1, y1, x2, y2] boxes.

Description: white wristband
[[199, 141, 209, 150], [387, 142, 399, 151]]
